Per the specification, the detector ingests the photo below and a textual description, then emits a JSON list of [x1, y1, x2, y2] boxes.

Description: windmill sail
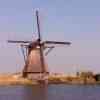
[[36, 10, 46, 73], [43, 41, 71, 45], [8, 40, 31, 43]]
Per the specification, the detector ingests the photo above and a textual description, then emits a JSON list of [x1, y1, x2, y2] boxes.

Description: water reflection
[[0, 85, 47, 100], [0, 85, 100, 100], [23, 85, 48, 100]]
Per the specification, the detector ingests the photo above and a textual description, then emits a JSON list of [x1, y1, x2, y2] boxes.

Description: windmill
[[8, 10, 71, 80]]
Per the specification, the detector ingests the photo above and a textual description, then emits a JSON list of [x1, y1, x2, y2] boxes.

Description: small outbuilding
[[94, 74, 100, 81]]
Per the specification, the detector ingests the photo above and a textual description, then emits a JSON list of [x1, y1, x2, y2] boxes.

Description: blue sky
[[0, 0, 100, 74]]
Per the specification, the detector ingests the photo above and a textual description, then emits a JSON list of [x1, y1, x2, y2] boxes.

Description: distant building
[[94, 74, 100, 81]]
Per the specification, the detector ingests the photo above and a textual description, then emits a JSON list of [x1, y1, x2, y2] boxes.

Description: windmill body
[[23, 46, 48, 80], [25, 49, 44, 73], [8, 10, 71, 82]]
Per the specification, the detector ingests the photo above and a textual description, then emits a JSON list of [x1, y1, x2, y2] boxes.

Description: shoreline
[[0, 73, 99, 86]]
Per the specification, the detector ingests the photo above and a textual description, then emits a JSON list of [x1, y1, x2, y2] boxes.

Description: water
[[0, 85, 100, 100]]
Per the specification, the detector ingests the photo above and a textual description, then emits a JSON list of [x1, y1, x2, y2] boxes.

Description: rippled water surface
[[0, 85, 100, 100]]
